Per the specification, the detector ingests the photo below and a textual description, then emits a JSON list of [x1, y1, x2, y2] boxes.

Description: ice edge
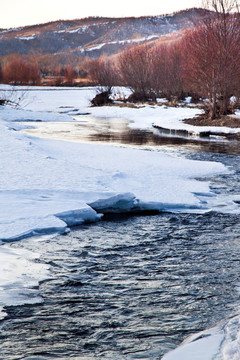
[[0, 192, 211, 243]]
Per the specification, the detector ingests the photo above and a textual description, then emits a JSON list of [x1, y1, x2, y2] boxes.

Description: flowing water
[[2, 117, 240, 359]]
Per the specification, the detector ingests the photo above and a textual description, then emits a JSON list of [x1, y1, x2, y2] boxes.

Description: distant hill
[[0, 8, 209, 58]]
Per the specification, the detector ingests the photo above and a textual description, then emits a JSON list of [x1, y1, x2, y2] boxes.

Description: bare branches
[[118, 44, 156, 101], [0, 86, 29, 108], [87, 56, 117, 93], [3, 55, 40, 85], [150, 42, 184, 100], [183, 0, 240, 118], [202, 0, 239, 14]]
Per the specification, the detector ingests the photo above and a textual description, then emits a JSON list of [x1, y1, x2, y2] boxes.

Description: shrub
[[91, 90, 113, 106]]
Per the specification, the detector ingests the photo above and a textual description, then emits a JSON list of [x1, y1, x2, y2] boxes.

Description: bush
[[127, 91, 156, 103], [91, 90, 113, 106]]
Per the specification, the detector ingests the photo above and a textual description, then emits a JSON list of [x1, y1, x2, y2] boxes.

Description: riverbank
[[1, 85, 240, 360], [185, 113, 240, 128], [0, 86, 228, 242]]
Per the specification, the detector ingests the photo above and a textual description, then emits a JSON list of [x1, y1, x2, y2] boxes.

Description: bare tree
[[87, 56, 117, 106], [64, 64, 76, 85], [3, 55, 40, 85], [0, 63, 3, 83], [203, 0, 239, 13], [118, 43, 155, 102], [183, 0, 240, 119], [87, 56, 116, 92], [0, 86, 29, 107], [150, 42, 184, 101]]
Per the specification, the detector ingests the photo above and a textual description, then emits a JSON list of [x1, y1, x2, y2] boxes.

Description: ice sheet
[[0, 244, 50, 318], [0, 114, 227, 241]]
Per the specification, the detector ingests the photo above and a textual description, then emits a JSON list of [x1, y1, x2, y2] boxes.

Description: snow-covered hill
[[0, 8, 209, 58]]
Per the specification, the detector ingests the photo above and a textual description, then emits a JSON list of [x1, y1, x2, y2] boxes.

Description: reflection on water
[[21, 115, 240, 155]]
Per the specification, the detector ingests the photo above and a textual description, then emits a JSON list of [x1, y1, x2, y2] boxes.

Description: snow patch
[[221, 316, 240, 360], [162, 315, 240, 360], [18, 34, 36, 40], [162, 325, 224, 360], [80, 35, 160, 52]]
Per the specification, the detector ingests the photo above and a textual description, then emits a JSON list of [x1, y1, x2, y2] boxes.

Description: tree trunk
[[210, 90, 218, 120], [222, 95, 230, 115]]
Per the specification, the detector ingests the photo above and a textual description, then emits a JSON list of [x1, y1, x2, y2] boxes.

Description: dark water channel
[[3, 117, 240, 359], [22, 114, 240, 155]]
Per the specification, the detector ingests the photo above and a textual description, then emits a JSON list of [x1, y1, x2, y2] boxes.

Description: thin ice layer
[[0, 245, 50, 310]]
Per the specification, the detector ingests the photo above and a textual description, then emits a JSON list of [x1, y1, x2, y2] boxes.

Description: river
[[1, 116, 240, 359]]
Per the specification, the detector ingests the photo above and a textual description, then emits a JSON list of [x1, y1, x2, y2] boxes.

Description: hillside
[[0, 8, 209, 58]]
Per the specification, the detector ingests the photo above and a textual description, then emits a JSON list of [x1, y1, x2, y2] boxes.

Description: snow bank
[[0, 122, 226, 241], [0, 189, 102, 241], [162, 325, 224, 360], [1, 86, 200, 131], [90, 101, 240, 137], [0, 214, 67, 242], [162, 315, 240, 360], [221, 315, 240, 360], [21, 86, 240, 137]]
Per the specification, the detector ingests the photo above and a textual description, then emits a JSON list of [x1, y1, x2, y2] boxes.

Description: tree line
[[0, 0, 240, 120], [89, 0, 240, 120], [0, 53, 96, 86]]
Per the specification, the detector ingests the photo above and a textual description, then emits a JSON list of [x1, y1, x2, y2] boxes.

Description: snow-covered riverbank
[[162, 314, 240, 360], [0, 86, 239, 359], [0, 86, 229, 242]]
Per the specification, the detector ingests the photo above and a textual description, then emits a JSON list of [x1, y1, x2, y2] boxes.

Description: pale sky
[[1, 0, 203, 29]]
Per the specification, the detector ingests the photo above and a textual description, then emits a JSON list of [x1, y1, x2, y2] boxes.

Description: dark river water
[[21, 114, 240, 155], [2, 118, 240, 360]]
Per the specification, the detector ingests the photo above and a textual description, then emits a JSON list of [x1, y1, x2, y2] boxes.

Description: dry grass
[[106, 102, 144, 109], [184, 114, 240, 128]]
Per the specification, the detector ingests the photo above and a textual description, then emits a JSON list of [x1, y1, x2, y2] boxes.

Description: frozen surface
[[5, 85, 239, 137], [162, 326, 224, 360], [0, 108, 227, 242], [0, 86, 238, 355], [162, 315, 240, 360], [221, 315, 240, 360], [0, 244, 50, 320]]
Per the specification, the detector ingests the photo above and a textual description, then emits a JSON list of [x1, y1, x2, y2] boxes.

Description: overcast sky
[[1, 0, 203, 29]]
